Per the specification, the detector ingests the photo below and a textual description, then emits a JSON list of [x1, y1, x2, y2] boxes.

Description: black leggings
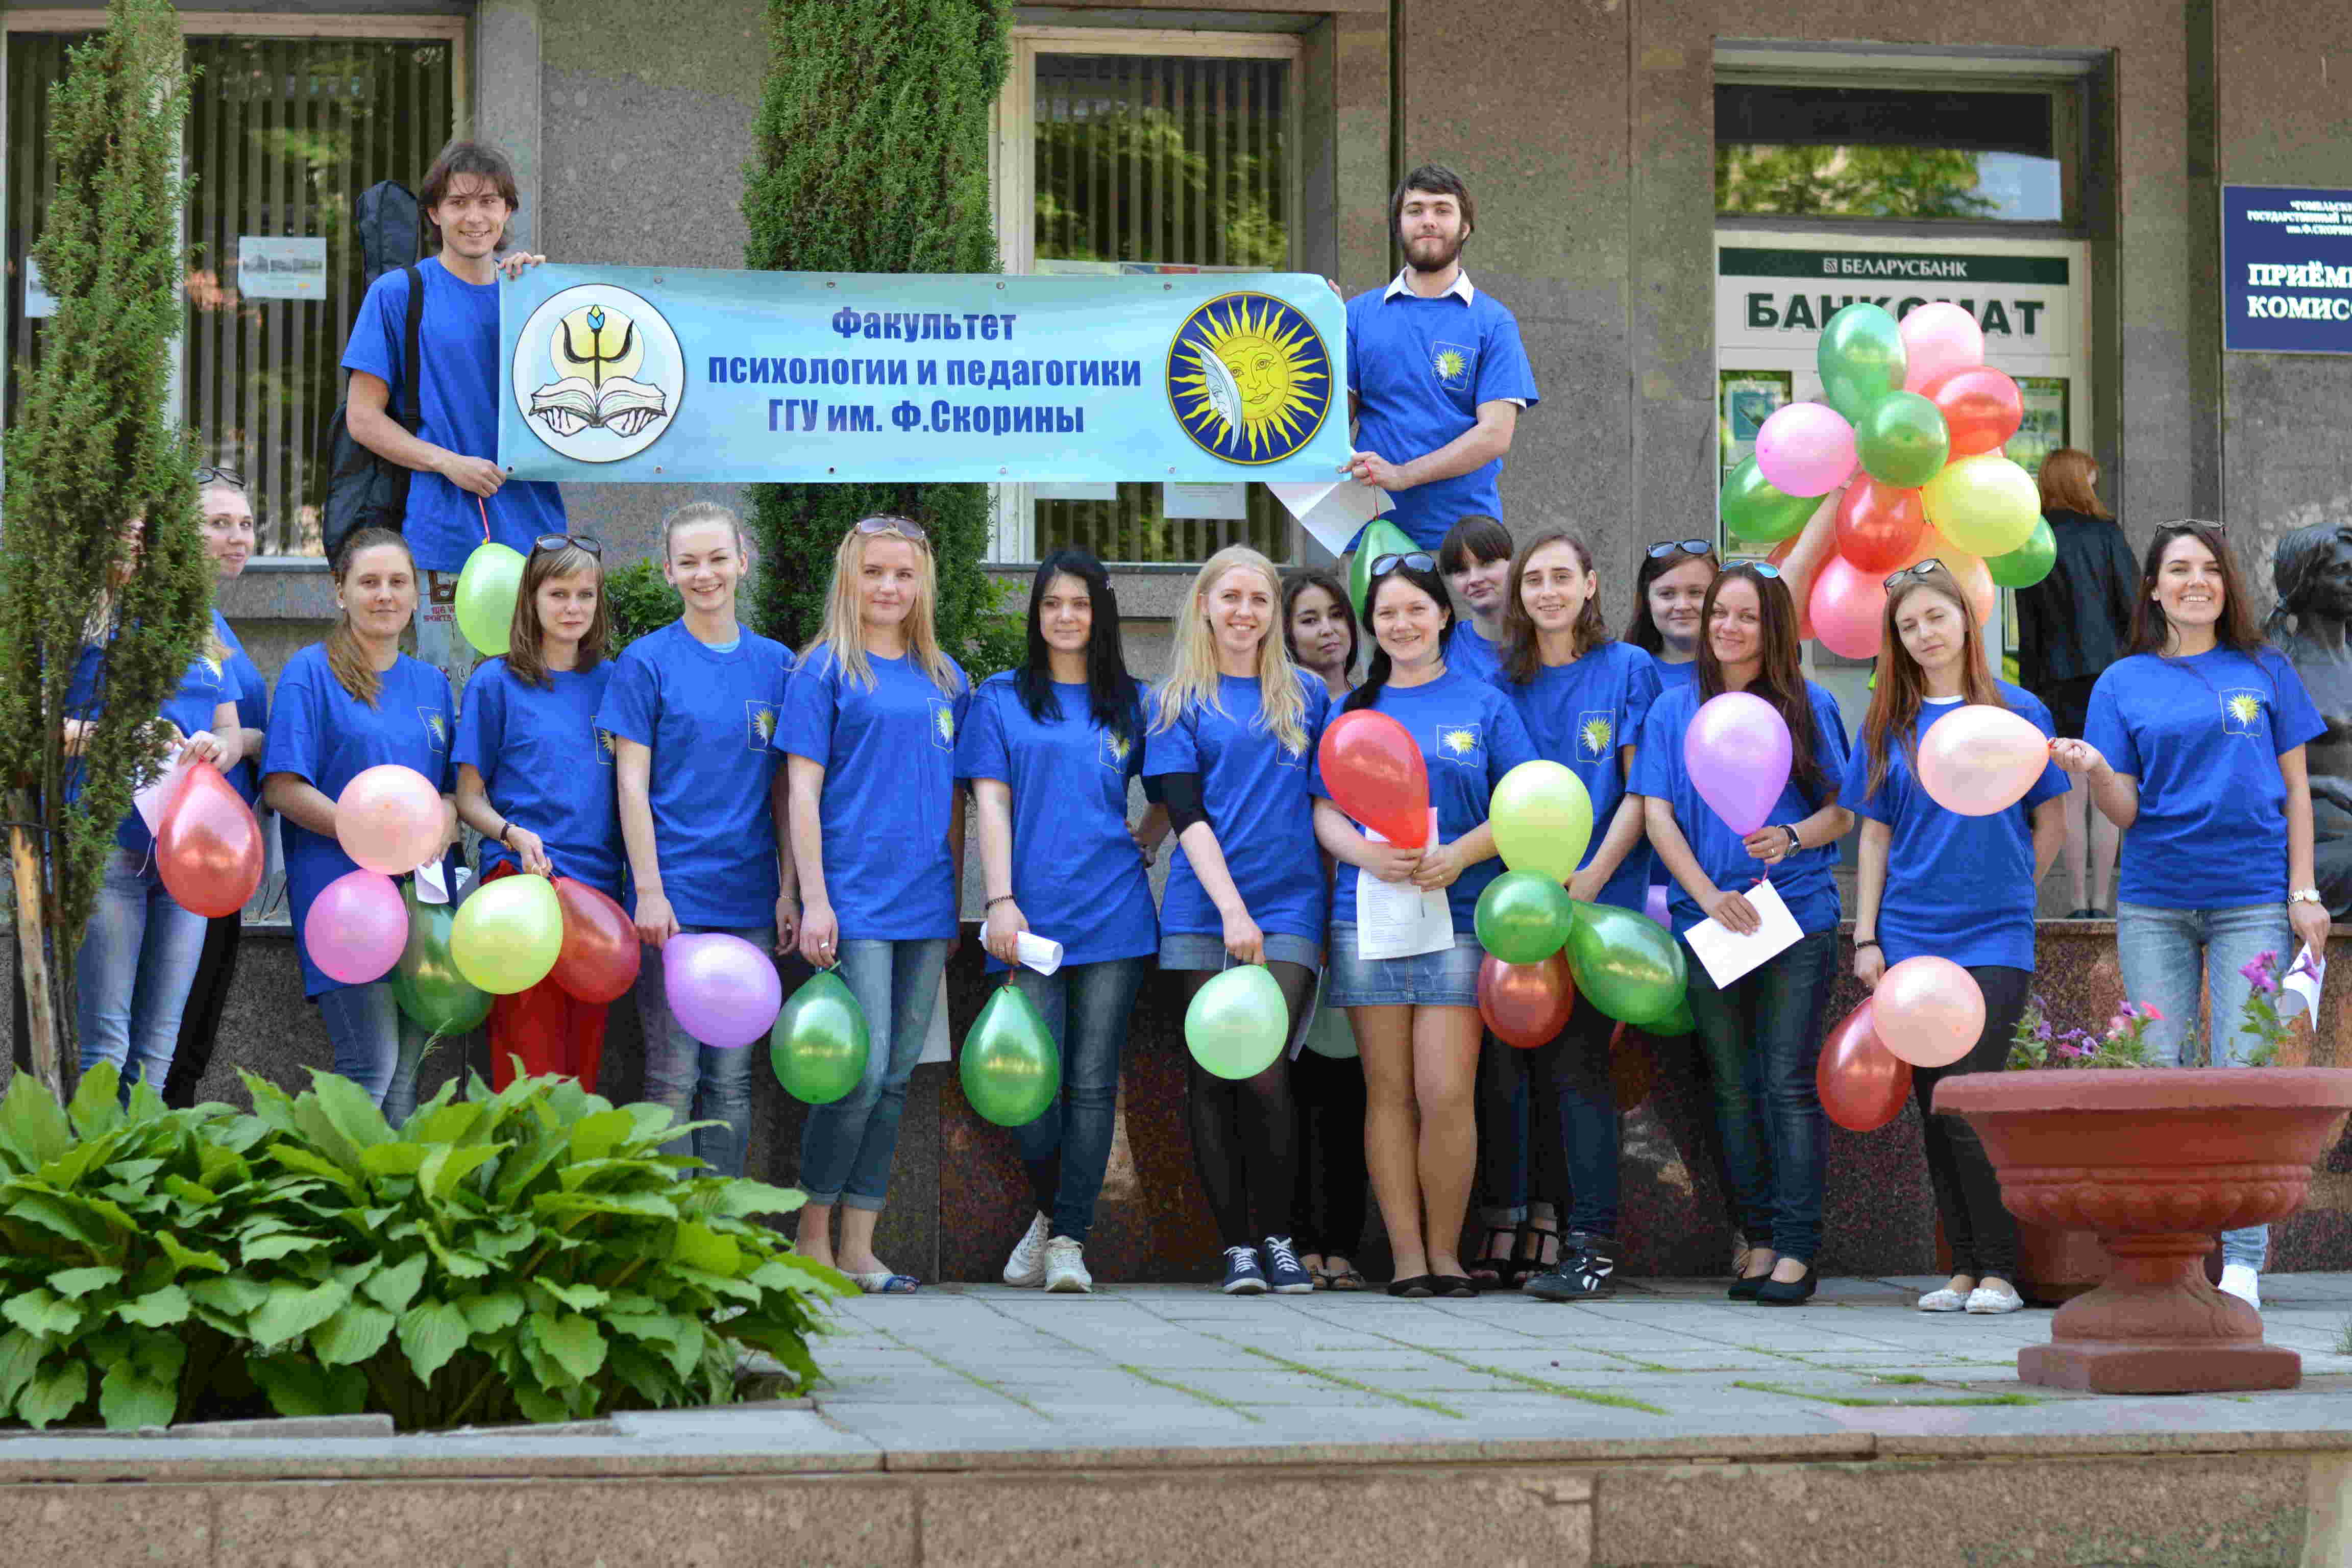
[[1289, 1045, 1368, 1259], [1180, 961, 1315, 1250], [1913, 964, 2032, 1281], [162, 912, 241, 1108]]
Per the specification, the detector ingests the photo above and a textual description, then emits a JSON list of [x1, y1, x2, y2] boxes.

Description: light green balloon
[[1475, 871, 1576, 966], [771, 968, 870, 1106], [1720, 456, 1818, 545], [1298, 972, 1357, 1059], [390, 885, 493, 1036], [1349, 520, 1423, 620], [454, 542, 526, 657], [1985, 515, 2058, 590], [1565, 901, 1687, 1026], [961, 985, 1060, 1126], [1854, 391, 1951, 488], [1491, 761, 1594, 884], [1184, 965, 1288, 1080], [449, 873, 562, 995], [1818, 303, 1907, 423]]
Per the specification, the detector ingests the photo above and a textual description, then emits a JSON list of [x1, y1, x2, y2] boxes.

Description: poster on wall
[[2008, 377, 2069, 477], [1718, 370, 1791, 473], [2221, 185, 2352, 355]]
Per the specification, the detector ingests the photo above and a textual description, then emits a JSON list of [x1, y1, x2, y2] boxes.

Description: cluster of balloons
[[1818, 957, 1988, 1132], [1722, 301, 2056, 662], [153, 761, 265, 918]]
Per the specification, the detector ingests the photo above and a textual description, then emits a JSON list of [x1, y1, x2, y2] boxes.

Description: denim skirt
[[1326, 922, 1483, 1008]]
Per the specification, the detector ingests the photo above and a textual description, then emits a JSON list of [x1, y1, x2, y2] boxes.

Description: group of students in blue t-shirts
[[66, 487, 2329, 1315]]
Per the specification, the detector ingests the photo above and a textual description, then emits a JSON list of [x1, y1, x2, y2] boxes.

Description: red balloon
[[155, 761, 263, 918], [1833, 479, 1928, 574], [1478, 952, 1575, 1048], [1921, 367, 2024, 458], [1315, 709, 1429, 848], [1817, 998, 1912, 1133], [550, 877, 642, 1003]]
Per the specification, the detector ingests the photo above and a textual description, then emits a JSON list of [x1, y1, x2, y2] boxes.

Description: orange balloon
[[1317, 709, 1429, 848], [1833, 478, 1928, 574], [155, 761, 263, 918], [1921, 366, 2024, 458], [335, 764, 446, 874], [1817, 997, 1912, 1132], [1477, 951, 1575, 1049], [550, 877, 642, 1003]]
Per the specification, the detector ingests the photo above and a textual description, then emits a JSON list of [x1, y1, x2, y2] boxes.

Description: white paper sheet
[[1268, 479, 1392, 559], [132, 757, 191, 834], [918, 971, 954, 1065], [1680, 879, 1802, 988], [2285, 943, 2326, 1030], [413, 860, 450, 905], [1015, 932, 1065, 975], [1353, 811, 1453, 961]]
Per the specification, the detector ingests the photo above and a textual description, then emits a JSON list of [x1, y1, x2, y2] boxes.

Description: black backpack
[[321, 180, 425, 562]]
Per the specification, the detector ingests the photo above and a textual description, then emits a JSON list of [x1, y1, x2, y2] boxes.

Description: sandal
[[846, 1270, 920, 1294], [1466, 1226, 1517, 1291], [1323, 1264, 1368, 1292], [1504, 1221, 1560, 1290]]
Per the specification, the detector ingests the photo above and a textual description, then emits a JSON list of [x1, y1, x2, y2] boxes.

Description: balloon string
[[477, 497, 491, 542]]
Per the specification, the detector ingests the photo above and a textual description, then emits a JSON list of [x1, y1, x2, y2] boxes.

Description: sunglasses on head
[[1647, 538, 1714, 559], [1882, 559, 1945, 590], [1739, 561, 1783, 580], [2160, 519, 2228, 536], [1370, 552, 1438, 578], [856, 516, 927, 543], [194, 464, 247, 490], [531, 533, 603, 557]]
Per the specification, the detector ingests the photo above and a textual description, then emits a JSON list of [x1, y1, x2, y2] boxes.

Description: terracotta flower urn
[[1936, 1068, 2352, 1394]]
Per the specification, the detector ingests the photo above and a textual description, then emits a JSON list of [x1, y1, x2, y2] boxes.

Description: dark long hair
[[2127, 521, 2267, 657], [1697, 563, 1826, 805], [1016, 547, 1137, 746], [1282, 566, 1358, 682], [1344, 556, 1455, 714], [1500, 529, 1611, 684], [1625, 541, 1720, 656]]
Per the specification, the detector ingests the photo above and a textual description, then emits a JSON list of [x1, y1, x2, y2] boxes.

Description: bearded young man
[[1342, 165, 1541, 551]]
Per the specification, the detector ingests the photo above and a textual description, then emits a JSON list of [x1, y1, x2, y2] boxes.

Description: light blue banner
[[497, 264, 1350, 484]]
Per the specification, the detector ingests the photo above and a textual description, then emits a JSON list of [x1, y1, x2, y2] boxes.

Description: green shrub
[[604, 557, 683, 654], [0, 1064, 846, 1432]]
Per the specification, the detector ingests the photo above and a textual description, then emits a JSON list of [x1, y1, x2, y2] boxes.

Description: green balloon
[[1986, 515, 2058, 589], [1817, 302, 1907, 422], [1565, 901, 1687, 1026], [1854, 391, 1951, 488], [1720, 456, 1819, 545], [1475, 871, 1577, 966], [1349, 520, 1423, 620], [1184, 964, 1289, 1080], [961, 985, 1060, 1127], [454, 542, 526, 657], [1648, 996, 1698, 1036], [389, 887, 493, 1037], [770, 969, 870, 1106]]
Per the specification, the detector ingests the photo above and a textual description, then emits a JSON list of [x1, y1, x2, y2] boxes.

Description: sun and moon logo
[[511, 283, 683, 464], [1430, 339, 1475, 392], [2222, 689, 2266, 737], [594, 724, 617, 767], [1166, 292, 1333, 466], [1437, 723, 1484, 766], [1577, 712, 1613, 762], [1101, 730, 1132, 772], [746, 702, 778, 751], [928, 699, 958, 752], [419, 709, 448, 749]]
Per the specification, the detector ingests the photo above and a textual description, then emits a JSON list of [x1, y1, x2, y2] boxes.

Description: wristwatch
[[1781, 824, 1802, 853], [2289, 888, 2324, 907]]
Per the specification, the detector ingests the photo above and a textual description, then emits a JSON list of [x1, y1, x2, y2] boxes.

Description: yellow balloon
[[1922, 454, 2039, 559], [1490, 760, 1594, 885], [449, 874, 562, 995]]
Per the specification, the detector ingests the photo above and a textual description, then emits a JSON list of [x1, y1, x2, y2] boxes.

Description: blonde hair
[[660, 499, 748, 558], [1153, 546, 1307, 754], [804, 517, 959, 694], [326, 527, 416, 705]]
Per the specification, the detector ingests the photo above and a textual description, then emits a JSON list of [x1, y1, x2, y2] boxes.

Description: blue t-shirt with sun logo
[[454, 657, 624, 901], [64, 635, 243, 857], [601, 620, 793, 929], [955, 673, 1157, 971], [1488, 641, 1663, 913], [777, 644, 971, 942], [1311, 667, 1539, 932], [1147, 672, 1332, 945], [261, 644, 454, 997], [1344, 274, 1541, 549], [2085, 647, 2326, 910]]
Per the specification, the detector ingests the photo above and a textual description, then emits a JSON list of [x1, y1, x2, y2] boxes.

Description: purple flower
[[2241, 951, 2281, 994]]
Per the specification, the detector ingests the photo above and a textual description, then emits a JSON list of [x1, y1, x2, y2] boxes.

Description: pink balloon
[[1753, 402, 1858, 498], [1917, 703, 2051, 817], [336, 764, 446, 874], [1809, 553, 1887, 661], [304, 869, 407, 986], [1874, 956, 1984, 1068], [1899, 302, 1984, 394], [1644, 883, 1671, 930], [1683, 692, 1793, 836], [663, 933, 783, 1049]]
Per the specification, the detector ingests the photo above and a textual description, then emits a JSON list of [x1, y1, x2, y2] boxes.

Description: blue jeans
[[1527, 991, 1621, 1238], [2116, 900, 2290, 1271], [1010, 956, 1147, 1245], [635, 924, 775, 1180], [798, 937, 950, 1210], [1685, 929, 1837, 1263], [315, 981, 431, 1121], [75, 848, 209, 1097]]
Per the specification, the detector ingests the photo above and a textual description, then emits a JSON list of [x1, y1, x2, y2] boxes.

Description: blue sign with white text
[[2222, 185, 2352, 355], [497, 265, 1350, 482]]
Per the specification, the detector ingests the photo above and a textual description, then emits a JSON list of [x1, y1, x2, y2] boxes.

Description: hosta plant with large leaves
[[0, 1065, 847, 1431]]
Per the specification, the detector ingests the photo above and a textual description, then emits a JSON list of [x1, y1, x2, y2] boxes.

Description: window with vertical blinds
[[1024, 48, 1295, 567]]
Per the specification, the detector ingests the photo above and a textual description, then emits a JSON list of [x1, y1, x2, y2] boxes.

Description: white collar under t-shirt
[[1382, 266, 1478, 304]]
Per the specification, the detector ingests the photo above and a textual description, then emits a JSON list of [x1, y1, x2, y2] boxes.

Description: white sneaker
[[1043, 1236, 1092, 1293], [1001, 1211, 1050, 1287], [2219, 1263, 2262, 1312], [1916, 1288, 1969, 1313], [1964, 1283, 2024, 1315]]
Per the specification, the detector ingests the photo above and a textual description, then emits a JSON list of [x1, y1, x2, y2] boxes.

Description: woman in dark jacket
[[2016, 448, 2135, 918]]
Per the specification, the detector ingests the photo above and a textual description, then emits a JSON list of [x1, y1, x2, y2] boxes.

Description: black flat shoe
[[1757, 1264, 1817, 1306], [1386, 1275, 1436, 1298], [1432, 1274, 1479, 1299], [1728, 1270, 1772, 1301]]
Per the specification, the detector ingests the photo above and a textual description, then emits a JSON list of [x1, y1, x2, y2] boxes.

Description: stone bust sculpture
[[2268, 523, 2352, 917]]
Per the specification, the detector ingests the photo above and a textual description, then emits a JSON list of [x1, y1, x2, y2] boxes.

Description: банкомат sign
[[2223, 186, 2352, 354]]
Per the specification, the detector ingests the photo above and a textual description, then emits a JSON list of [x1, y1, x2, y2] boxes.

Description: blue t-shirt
[[1632, 679, 1851, 937], [65, 638, 243, 857], [955, 674, 1157, 970], [1344, 275, 1540, 548], [1652, 658, 1700, 693], [213, 610, 269, 807], [2085, 647, 2327, 910], [1489, 641, 1663, 912], [261, 646, 453, 997], [1445, 620, 1503, 687], [599, 621, 792, 928], [1845, 686, 2070, 970], [338, 257, 566, 574], [454, 657, 624, 901], [1146, 673, 1331, 944], [1311, 669, 1539, 932], [776, 645, 971, 942]]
